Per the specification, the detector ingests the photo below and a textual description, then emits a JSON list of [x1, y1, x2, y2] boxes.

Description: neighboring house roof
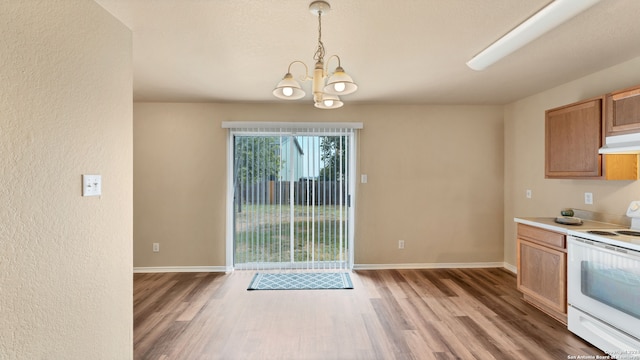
[[282, 136, 304, 155]]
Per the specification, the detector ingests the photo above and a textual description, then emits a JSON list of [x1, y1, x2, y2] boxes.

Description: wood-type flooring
[[133, 268, 606, 359]]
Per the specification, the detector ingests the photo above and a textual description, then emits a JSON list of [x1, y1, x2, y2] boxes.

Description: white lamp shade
[[314, 94, 343, 109], [323, 67, 358, 95], [273, 73, 306, 100]]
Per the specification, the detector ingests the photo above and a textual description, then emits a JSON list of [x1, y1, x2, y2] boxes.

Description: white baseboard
[[353, 262, 513, 271], [503, 262, 517, 274], [134, 262, 518, 274], [133, 266, 232, 273]]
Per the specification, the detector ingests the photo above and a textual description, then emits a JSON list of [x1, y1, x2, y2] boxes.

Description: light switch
[[83, 174, 102, 197], [361, 174, 368, 183], [584, 192, 593, 205]]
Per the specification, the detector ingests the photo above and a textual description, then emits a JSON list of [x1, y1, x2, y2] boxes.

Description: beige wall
[[132, 51, 640, 272], [133, 103, 504, 268], [504, 56, 640, 267], [1, 2, 133, 359]]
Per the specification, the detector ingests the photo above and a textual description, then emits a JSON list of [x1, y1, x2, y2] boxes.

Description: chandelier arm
[[287, 60, 311, 82], [325, 54, 342, 74]]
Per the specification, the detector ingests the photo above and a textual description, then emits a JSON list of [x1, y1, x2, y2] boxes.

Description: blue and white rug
[[247, 272, 354, 290]]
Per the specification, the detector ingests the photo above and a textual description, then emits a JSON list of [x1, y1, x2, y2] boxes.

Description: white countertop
[[515, 217, 640, 252], [514, 217, 625, 234]]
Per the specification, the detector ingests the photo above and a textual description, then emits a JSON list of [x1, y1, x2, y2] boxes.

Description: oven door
[[568, 237, 640, 339]]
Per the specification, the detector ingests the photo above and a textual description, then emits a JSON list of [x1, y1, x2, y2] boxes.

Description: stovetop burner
[[616, 230, 640, 236], [587, 230, 618, 236]]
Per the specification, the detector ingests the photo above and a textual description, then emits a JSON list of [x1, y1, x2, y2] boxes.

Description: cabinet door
[[517, 238, 567, 315], [545, 98, 602, 178], [605, 85, 640, 137]]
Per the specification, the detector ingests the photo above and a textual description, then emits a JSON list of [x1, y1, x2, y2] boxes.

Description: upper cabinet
[[545, 96, 638, 180], [545, 98, 603, 179], [605, 84, 640, 137]]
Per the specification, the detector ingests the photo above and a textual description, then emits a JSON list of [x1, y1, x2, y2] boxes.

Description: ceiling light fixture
[[466, 0, 601, 71], [273, 1, 357, 109]]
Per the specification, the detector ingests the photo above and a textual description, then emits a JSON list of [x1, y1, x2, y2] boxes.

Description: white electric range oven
[[567, 202, 640, 359]]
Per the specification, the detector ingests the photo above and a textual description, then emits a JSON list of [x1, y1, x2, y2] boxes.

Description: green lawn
[[234, 205, 349, 264]]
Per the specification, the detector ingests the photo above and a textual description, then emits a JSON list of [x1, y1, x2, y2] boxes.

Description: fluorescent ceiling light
[[466, 0, 601, 71]]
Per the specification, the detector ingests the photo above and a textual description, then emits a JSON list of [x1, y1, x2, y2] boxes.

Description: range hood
[[599, 132, 640, 154]]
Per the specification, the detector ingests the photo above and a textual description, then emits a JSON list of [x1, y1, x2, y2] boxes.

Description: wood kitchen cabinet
[[605, 84, 640, 137], [517, 224, 567, 324], [545, 97, 638, 180], [545, 97, 602, 178]]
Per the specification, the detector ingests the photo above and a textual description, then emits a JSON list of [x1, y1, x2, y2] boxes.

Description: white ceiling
[[94, 0, 640, 105]]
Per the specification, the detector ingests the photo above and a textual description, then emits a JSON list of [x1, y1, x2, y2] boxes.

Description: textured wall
[[503, 56, 640, 266], [0, 1, 133, 359], [133, 103, 504, 268]]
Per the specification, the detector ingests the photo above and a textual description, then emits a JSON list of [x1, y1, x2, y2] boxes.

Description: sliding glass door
[[226, 125, 356, 271]]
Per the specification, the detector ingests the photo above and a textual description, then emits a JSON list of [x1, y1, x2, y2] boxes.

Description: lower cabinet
[[516, 224, 567, 324]]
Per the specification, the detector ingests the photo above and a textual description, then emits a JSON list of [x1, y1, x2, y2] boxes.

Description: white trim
[[133, 266, 232, 273], [134, 263, 517, 273], [225, 130, 235, 270], [353, 262, 509, 271], [221, 121, 363, 130], [225, 127, 357, 271], [347, 129, 357, 270], [503, 262, 517, 274]]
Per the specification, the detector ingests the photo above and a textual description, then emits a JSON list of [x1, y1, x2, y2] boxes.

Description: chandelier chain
[[313, 11, 325, 62]]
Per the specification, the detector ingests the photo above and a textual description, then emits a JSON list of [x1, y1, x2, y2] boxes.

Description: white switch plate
[[153, 243, 159, 252], [526, 189, 532, 199], [585, 192, 593, 205], [361, 174, 368, 183], [82, 174, 102, 196]]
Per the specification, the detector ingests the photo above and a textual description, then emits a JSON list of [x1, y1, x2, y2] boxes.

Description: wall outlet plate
[[82, 174, 102, 196], [584, 192, 593, 205]]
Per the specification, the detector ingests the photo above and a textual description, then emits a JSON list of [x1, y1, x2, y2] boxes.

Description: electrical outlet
[[526, 189, 532, 199], [82, 174, 102, 197], [585, 192, 593, 205], [398, 240, 405, 249], [153, 243, 159, 252]]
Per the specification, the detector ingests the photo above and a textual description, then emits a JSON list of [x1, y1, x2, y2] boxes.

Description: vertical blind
[[224, 122, 361, 271]]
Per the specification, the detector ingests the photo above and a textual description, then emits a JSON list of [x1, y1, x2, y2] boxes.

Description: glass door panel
[[232, 132, 352, 271]]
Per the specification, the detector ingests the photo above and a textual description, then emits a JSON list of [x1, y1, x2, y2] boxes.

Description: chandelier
[[272, 1, 358, 109]]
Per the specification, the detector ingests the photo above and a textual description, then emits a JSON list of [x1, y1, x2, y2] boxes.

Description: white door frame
[[223, 122, 360, 271]]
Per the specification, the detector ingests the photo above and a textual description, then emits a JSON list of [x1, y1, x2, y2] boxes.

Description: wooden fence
[[237, 180, 347, 206]]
